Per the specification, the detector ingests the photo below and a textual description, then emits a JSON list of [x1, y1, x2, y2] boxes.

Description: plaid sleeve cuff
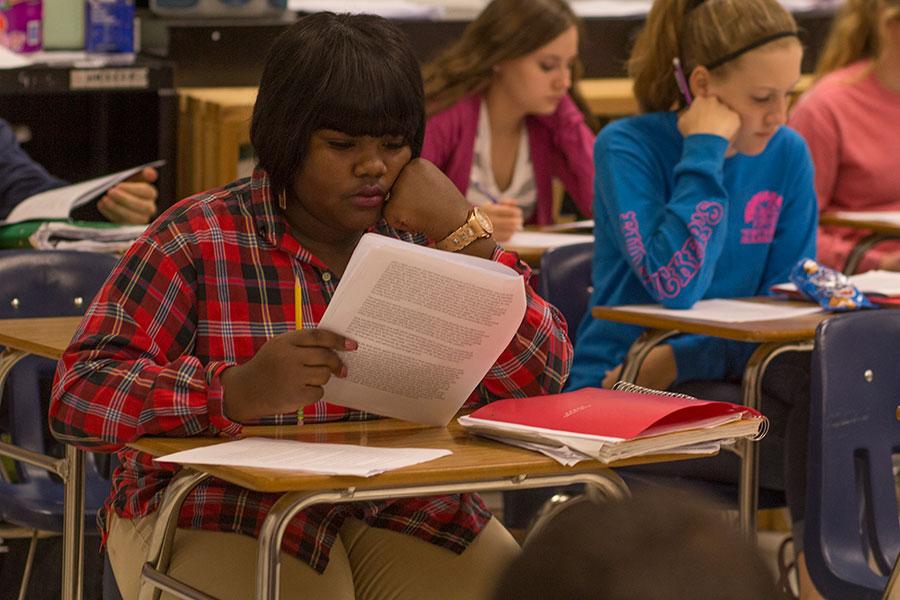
[[206, 361, 242, 436]]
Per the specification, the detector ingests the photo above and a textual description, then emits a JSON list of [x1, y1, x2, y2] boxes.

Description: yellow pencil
[[294, 275, 303, 425]]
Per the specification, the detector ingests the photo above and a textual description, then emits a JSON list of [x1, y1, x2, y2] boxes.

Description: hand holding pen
[[672, 58, 741, 144], [472, 181, 523, 243]]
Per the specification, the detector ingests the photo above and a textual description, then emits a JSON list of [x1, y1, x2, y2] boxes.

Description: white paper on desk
[[156, 437, 452, 477], [503, 231, 594, 250], [319, 233, 526, 426], [615, 299, 823, 323], [539, 219, 595, 233], [831, 211, 900, 227], [571, 0, 651, 17], [288, 0, 444, 19], [774, 270, 900, 297]]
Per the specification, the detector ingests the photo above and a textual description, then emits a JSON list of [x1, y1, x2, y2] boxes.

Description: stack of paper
[[458, 386, 767, 465], [29, 222, 146, 253], [157, 437, 452, 477]]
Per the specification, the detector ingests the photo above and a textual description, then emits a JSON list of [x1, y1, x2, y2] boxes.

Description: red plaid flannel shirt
[[50, 169, 572, 572]]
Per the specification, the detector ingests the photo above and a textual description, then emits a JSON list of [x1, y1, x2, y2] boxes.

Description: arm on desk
[[49, 244, 240, 453], [595, 122, 731, 309]]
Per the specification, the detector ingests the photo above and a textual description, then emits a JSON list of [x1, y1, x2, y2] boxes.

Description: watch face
[[474, 207, 494, 235]]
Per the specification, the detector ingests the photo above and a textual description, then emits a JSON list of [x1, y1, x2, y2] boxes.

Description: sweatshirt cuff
[[206, 361, 242, 437]]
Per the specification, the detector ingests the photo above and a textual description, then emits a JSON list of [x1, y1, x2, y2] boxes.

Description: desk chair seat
[[804, 311, 900, 599], [0, 249, 119, 598]]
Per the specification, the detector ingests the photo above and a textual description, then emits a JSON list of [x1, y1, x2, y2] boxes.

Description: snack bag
[[0, 0, 42, 53], [789, 258, 875, 311]]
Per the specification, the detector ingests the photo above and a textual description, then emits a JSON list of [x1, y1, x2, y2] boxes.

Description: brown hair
[[628, 0, 798, 112], [815, 0, 900, 78], [422, 0, 593, 125]]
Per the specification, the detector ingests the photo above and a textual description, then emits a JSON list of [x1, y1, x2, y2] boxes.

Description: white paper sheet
[[614, 299, 823, 323], [156, 437, 451, 477], [319, 233, 526, 426], [504, 231, 593, 250], [0, 46, 31, 69], [831, 211, 900, 227], [288, 0, 444, 18], [539, 219, 595, 233], [2, 160, 165, 224]]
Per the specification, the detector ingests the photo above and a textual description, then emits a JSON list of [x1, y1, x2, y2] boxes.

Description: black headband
[[705, 31, 800, 70]]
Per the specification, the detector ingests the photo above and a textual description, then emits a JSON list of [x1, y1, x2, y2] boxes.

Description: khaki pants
[[108, 511, 520, 600]]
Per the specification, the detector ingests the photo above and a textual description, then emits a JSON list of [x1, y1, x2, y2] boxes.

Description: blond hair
[[628, 0, 798, 112], [815, 0, 900, 78], [422, 0, 593, 125]]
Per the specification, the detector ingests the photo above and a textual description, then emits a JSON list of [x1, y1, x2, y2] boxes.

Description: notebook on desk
[[458, 383, 767, 464]]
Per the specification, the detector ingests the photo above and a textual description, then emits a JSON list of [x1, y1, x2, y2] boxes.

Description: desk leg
[[257, 471, 629, 600], [61, 444, 84, 600], [738, 341, 814, 540], [619, 329, 679, 383], [139, 470, 211, 600], [843, 233, 898, 274], [2, 349, 86, 600]]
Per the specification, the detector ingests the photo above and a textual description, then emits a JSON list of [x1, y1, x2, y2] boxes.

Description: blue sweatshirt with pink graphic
[[567, 111, 817, 390]]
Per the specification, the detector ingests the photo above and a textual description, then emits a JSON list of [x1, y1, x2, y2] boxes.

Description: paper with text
[[156, 437, 451, 477], [615, 299, 822, 323], [3, 160, 165, 224], [319, 233, 526, 426]]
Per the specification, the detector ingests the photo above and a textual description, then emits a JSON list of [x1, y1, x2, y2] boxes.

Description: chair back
[[0, 250, 117, 490], [537, 242, 593, 344], [805, 310, 900, 599]]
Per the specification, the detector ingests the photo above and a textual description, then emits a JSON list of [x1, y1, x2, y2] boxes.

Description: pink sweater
[[421, 93, 594, 225], [790, 61, 900, 272]]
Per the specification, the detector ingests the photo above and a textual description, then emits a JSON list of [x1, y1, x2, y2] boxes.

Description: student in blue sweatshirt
[[569, 0, 821, 597]]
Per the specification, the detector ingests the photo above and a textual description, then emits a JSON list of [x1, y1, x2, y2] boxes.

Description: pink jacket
[[421, 93, 595, 225], [790, 61, 900, 272]]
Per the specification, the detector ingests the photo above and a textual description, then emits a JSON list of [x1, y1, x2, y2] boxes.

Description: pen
[[672, 57, 693, 106], [471, 180, 499, 204], [294, 275, 304, 425]]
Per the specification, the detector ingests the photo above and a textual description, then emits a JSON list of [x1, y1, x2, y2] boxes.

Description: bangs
[[307, 41, 424, 153]]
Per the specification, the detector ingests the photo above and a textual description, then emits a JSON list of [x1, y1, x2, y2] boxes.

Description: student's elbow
[[658, 293, 701, 310]]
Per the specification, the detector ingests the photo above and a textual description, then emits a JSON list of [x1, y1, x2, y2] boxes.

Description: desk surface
[[131, 418, 695, 494], [819, 213, 900, 235], [0, 316, 81, 359], [593, 298, 830, 343]]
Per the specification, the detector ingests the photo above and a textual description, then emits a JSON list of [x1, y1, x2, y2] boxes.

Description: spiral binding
[[610, 380, 769, 441]]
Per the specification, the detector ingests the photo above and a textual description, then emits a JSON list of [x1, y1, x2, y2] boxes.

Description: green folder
[[0, 220, 124, 249]]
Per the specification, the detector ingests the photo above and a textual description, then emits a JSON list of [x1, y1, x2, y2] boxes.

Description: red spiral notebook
[[457, 385, 767, 463]]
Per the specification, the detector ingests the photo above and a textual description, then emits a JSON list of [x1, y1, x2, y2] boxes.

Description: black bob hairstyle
[[251, 13, 426, 201]]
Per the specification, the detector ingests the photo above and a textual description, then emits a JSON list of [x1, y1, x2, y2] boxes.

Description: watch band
[[436, 208, 491, 252]]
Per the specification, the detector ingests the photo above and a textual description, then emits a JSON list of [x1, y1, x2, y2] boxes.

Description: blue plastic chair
[[535, 242, 594, 345], [804, 310, 900, 599], [0, 249, 118, 598]]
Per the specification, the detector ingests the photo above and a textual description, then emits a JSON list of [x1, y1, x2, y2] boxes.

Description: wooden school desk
[[502, 229, 594, 268], [131, 417, 701, 600], [0, 316, 85, 600], [592, 298, 831, 537], [819, 212, 900, 274]]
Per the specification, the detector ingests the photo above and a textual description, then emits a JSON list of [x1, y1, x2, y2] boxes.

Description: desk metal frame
[[139, 469, 628, 600], [0, 347, 85, 600]]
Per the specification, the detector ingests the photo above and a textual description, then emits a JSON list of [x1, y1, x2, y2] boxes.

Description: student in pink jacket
[[790, 0, 900, 272], [421, 0, 595, 242]]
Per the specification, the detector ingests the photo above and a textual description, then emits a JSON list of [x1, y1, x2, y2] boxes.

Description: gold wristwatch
[[435, 206, 494, 251]]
